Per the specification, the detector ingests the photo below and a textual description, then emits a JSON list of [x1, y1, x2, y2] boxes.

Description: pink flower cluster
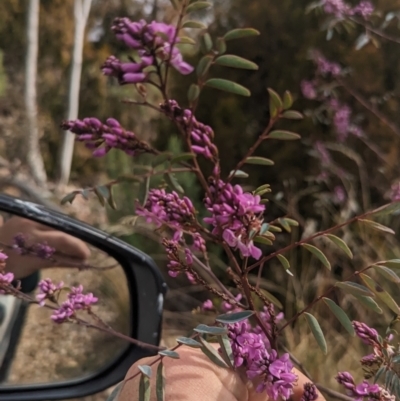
[[336, 372, 381, 401], [315, 54, 342, 77], [51, 284, 98, 324], [322, 0, 374, 19], [160, 100, 218, 160], [110, 18, 193, 78], [36, 278, 64, 306], [204, 179, 265, 259], [300, 383, 319, 401], [162, 238, 194, 278], [13, 233, 55, 259], [352, 321, 380, 347], [61, 117, 153, 158], [228, 320, 296, 400]]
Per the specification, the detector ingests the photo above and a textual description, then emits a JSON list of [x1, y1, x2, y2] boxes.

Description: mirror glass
[[0, 213, 131, 386]]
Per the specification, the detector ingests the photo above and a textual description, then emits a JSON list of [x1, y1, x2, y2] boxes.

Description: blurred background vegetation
[[1, 0, 400, 400]]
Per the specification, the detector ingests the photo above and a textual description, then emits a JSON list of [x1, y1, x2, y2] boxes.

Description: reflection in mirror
[[0, 214, 131, 386]]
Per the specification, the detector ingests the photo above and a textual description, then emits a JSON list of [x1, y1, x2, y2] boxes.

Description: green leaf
[[267, 88, 282, 117], [216, 310, 254, 324], [304, 312, 328, 354], [358, 219, 395, 235], [253, 236, 273, 246], [60, 192, 77, 205], [96, 185, 110, 200], [224, 28, 260, 41], [354, 295, 382, 314], [215, 55, 258, 70], [108, 186, 117, 209], [268, 225, 282, 232], [383, 259, 400, 268], [188, 84, 200, 103], [281, 110, 304, 120], [186, 1, 212, 13], [302, 244, 331, 270], [176, 336, 202, 348], [285, 218, 299, 226], [260, 223, 270, 235], [245, 156, 274, 166], [282, 90, 293, 109], [200, 33, 213, 53], [164, 173, 184, 194], [336, 282, 374, 297], [182, 20, 207, 29], [156, 362, 165, 401], [178, 36, 196, 45], [171, 152, 196, 164], [370, 202, 400, 217], [93, 187, 106, 206], [254, 183, 272, 196], [158, 350, 180, 359], [229, 169, 248, 178], [106, 381, 123, 401], [258, 288, 283, 309], [323, 298, 355, 336], [217, 335, 234, 368], [139, 374, 151, 401], [325, 234, 353, 259], [196, 55, 213, 78], [278, 217, 292, 233], [152, 152, 171, 167], [360, 273, 400, 314], [205, 79, 251, 97], [373, 265, 400, 284], [138, 365, 152, 378], [268, 130, 301, 140], [199, 337, 229, 368], [216, 37, 226, 54], [276, 254, 293, 276], [194, 324, 227, 335]]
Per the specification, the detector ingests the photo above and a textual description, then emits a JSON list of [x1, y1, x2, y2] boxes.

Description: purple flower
[[301, 80, 317, 99], [352, 1, 374, 18], [37, 278, 64, 306], [162, 238, 193, 278], [0, 252, 8, 269], [333, 186, 346, 205], [331, 101, 351, 141], [390, 182, 400, 202], [204, 179, 265, 259], [301, 383, 319, 401], [222, 293, 243, 312], [111, 18, 193, 76], [315, 141, 331, 165], [336, 372, 380, 401], [160, 100, 217, 160], [353, 321, 380, 347], [322, 0, 353, 18], [202, 299, 214, 311], [33, 242, 55, 260], [315, 54, 342, 77], [0, 272, 14, 286], [61, 117, 154, 157]]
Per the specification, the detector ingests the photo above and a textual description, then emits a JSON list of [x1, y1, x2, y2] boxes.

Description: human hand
[[0, 216, 91, 279], [118, 345, 326, 401]]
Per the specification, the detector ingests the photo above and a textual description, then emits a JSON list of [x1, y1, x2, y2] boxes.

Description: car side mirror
[[0, 194, 167, 401]]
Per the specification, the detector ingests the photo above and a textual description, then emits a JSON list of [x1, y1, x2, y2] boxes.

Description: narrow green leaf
[[278, 218, 291, 233], [323, 298, 355, 336], [258, 289, 283, 309], [268, 225, 282, 232], [304, 313, 328, 354], [276, 254, 293, 276], [205, 78, 251, 97], [158, 350, 180, 359], [80, 189, 90, 200], [108, 186, 117, 209], [164, 173, 184, 194], [200, 33, 213, 53], [253, 236, 273, 246], [216, 310, 254, 324], [229, 169, 249, 178], [215, 55, 258, 70], [260, 223, 270, 235], [245, 156, 274, 166], [93, 187, 106, 206], [139, 374, 151, 401], [374, 366, 386, 383], [336, 281, 374, 297], [196, 55, 213, 78], [373, 265, 400, 284], [138, 365, 152, 378], [358, 219, 395, 235], [268, 130, 301, 140], [302, 244, 331, 270], [194, 324, 227, 335], [186, 1, 212, 13], [199, 337, 229, 368], [182, 20, 207, 29], [217, 335, 234, 368], [156, 362, 165, 401], [224, 28, 260, 41], [370, 202, 400, 217], [254, 183, 272, 195], [176, 336, 202, 348], [152, 152, 171, 167], [325, 234, 353, 259], [380, 259, 400, 269], [188, 84, 200, 102], [97, 185, 110, 200], [178, 36, 196, 45], [282, 110, 304, 120], [216, 37, 226, 54], [281, 110, 304, 120], [285, 218, 299, 226], [282, 90, 293, 109], [60, 192, 77, 205], [171, 152, 196, 164], [106, 382, 123, 401], [267, 88, 282, 117], [360, 273, 400, 314]]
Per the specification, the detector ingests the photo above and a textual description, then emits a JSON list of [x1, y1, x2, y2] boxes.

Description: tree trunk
[[25, 0, 47, 188], [57, 0, 92, 187]]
